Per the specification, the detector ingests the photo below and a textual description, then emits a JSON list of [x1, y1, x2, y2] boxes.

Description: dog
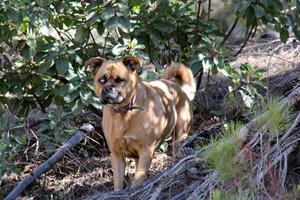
[[85, 56, 196, 191]]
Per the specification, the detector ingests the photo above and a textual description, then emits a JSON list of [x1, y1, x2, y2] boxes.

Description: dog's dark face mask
[[84, 56, 140, 106], [100, 85, 124, 105]]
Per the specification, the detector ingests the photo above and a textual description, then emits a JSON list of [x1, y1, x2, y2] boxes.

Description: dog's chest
[[117, 133, 139, 158], [102, 113, 139, 157]]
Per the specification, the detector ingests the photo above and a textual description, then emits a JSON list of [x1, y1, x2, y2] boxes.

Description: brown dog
[[85, 56, 196, 191]]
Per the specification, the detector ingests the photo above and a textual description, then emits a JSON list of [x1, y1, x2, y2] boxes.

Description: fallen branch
[[4, 123, 95, 200], [232, 85, 300, 199], [237, 85, 300, 142], [171, 180, 203, 200], [187, 172, 219, 200], [181, 123, 222, 147]]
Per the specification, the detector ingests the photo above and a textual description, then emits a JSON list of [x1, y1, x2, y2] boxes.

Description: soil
[[1, 145, 173, 200]]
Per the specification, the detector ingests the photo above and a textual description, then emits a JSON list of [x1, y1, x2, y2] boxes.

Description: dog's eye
[[115, 77, 124, 83], [99, 77, 107, 84]]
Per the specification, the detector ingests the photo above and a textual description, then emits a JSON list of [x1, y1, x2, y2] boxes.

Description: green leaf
[[293, 28, 300, 41], [211, 65, 218, 75], [202, 59, 213, 71], [270, 0, 283, 10], [100, 8, 115, 21], [159, 142, 168, 153], [118, 17, 131, 33], [56, 58, 71, 75], [64, 91, 79, 103], [190, 61, 202, 75], [280, 28, 289, 43], [96, 21, 105, 36], [49, 120, 56, 129], [75, 25, 89, 43], [245, 6, 255, 28], [65, 67, 78, 81], [90, 97, 102, 110], [261, 0, 269, 6], [20, 23, 27, 33], [105, 16, 119, 32], [58, 83, 79, 96], [238, 1, 251, 14], [239, 89, 254, 108], [148, 29, 161, 44], [112, 44, 127, 56], [255, 5, 265, 18], [79, 89, 92, 105], [156, 22, 174, 33], [71, 99, 84, 114], [140, 70, 159, 81], [38, 59, 54, 73]]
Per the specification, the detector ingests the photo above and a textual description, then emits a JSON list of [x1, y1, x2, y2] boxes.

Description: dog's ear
[[84, 57, 106, 76], [122, 56, 141, 72]]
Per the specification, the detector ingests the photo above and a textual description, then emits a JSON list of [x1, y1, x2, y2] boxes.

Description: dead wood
[[232, 85, 300, 198], [3, 124, 95, 200], [237, 84, 300, 142]]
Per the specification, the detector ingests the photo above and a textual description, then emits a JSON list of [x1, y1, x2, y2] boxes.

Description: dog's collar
[[112, 93, 143, 113]]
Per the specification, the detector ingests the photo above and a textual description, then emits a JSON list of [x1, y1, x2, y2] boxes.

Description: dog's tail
[[162, 63, 196, 100]]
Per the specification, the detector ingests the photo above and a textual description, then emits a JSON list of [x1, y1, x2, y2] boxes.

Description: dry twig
[[4, 124, 95, 200]]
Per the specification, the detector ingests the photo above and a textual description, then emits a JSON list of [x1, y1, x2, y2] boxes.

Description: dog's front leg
[[132, 149, 153, 187], [111, 151, 125, 191]]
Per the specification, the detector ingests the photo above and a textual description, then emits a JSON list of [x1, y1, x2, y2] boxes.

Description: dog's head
[[84, 56, 140, 105]]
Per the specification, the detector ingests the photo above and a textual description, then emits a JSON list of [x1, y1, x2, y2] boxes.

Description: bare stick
[[221, 16, 239, 47], [90, 28, 101, 56], [194, 0, 202, 44], [234, 20, 257, 57], [4, 124, 95, 200], [279, 111, 300, 142]]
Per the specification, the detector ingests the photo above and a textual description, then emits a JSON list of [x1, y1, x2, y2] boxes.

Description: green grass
[[255, 98, 291, 137], [210, 188, 254, 200], [267, 99, 290, 137], [200, 122, 242, 180]]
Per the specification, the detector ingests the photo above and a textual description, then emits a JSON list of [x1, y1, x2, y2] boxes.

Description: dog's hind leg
[[172, 130, 179, 161], [173, 105, 193, 159]]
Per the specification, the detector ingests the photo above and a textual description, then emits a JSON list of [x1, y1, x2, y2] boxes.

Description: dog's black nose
[[103, 85, 115, 93]]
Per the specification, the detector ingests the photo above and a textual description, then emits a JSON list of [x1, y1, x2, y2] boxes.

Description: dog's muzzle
[[101, 85, 124, 105]]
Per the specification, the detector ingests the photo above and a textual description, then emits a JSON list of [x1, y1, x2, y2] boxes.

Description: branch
[[194, 0, 202, 44], [196, 67, 204, 91], [102, 31, 110, 56], [2, 53, 14, 66], [187, 172, 219, 200], [90, 28, 101, 56], [234, 20, 257, 57], [280, 111, 300, 142], [237, 84, 300, 142], [4, 124, 95, 200], [50, 23, 88, 56], [24, 86, 46, 113], [207, 0, 211, 20], [221, 16, 239, 47], [31, 92, 46, 113]]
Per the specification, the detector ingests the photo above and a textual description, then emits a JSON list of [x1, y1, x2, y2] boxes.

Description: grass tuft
[[255, 98, 291, 137], [200, 122, 242, 180]]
